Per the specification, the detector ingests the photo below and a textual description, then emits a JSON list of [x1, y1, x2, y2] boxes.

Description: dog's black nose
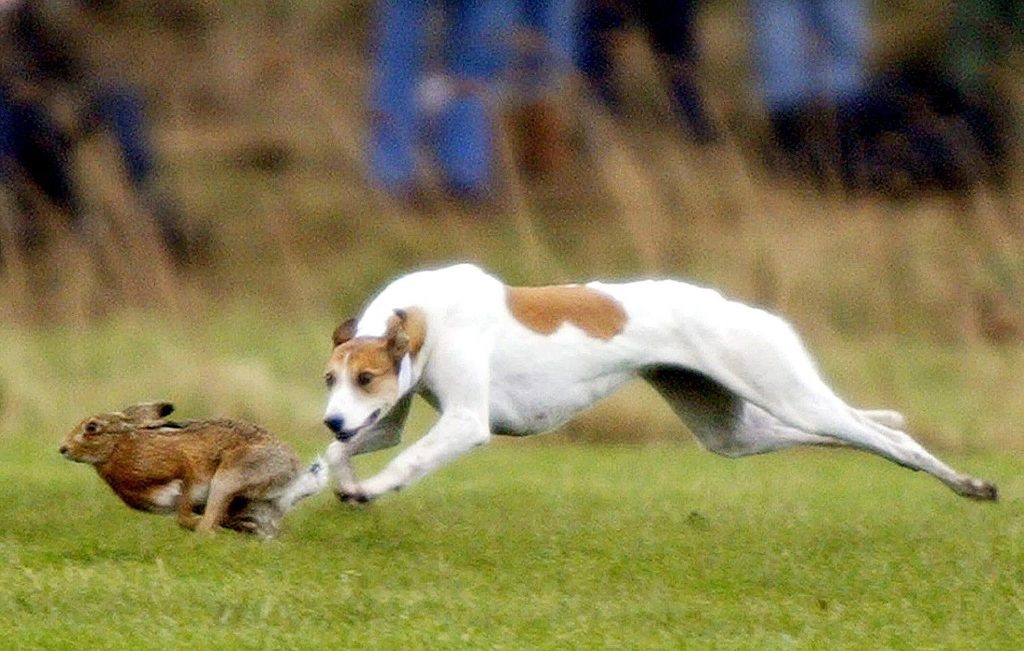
[[323, 416, 345, 435], [58, 445, 68, 455]]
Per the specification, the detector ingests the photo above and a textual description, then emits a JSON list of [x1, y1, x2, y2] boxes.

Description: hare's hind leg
[[175, 495, 202, 531], [196, 447, 295, 536], [195, 471, 248, 535], [223, 500, 282, 538]]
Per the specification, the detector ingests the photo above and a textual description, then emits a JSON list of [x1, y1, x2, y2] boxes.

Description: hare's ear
[[123, 401, 175, 423], [333, 319, 358, 348]]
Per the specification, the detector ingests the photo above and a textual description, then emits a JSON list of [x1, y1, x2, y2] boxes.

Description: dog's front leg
[[326, 440, 362, 500], [343, 408, 490, 502]]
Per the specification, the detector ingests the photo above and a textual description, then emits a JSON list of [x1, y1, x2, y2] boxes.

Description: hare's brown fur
[[60, 402, 313, 537]]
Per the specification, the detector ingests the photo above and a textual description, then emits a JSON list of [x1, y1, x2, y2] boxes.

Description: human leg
[[643, 0, 717, 143], [368, 0, 429, 196], [433, 0, 514, 197]]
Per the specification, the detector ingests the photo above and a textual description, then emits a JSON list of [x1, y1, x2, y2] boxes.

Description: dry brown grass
[[1, 2, 1021, 451]]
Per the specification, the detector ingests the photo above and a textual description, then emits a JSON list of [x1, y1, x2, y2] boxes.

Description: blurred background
[[1, 0, 1022, 452]]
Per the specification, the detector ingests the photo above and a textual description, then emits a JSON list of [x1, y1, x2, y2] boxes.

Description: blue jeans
[[369, 0, 514, 198], [0, 83, 78, 218], [368, 0, 577, 198], [91, 86, 154, 187], [518, 0, 578, 100], [0, 86, 14, 159], [750, 0, 867, 114]]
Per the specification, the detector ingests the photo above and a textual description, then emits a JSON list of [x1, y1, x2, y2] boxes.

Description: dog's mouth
[[335, 409, 382, 442]]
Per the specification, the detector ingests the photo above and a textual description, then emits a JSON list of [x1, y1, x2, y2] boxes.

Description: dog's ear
[[385, 310, 410, 362], [332, 318, 358, 348], [384, 307, 425, 360], [122, 401, 175, 424]]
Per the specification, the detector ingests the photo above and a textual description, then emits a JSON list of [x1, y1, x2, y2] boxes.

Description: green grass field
[[2, 439, 1021, 649], [1, 305, 1022, 648]]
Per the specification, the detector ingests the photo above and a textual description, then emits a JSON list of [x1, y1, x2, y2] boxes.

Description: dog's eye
[[324, 372, 336, 389], [356, 371, 374, 388], [84, 422, 99, 435]]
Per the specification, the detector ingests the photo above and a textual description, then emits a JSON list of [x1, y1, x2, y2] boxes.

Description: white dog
[[322, 263, 997, 503]]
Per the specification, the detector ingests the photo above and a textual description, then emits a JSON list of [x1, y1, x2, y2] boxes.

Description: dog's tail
[[276, 457, 328, 512]]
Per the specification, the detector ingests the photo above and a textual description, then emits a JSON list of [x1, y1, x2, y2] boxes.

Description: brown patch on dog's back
[[506, 285, 627, 340]]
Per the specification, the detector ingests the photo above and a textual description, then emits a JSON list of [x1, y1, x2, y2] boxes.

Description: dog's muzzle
[[323, 416, 346, 437], [326, 409, 381, 442]]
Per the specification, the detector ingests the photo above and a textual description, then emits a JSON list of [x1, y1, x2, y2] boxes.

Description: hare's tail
[[276, 457, 328, 512]]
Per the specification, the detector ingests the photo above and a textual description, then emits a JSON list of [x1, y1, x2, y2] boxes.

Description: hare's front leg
[[175, 487, 202, 531]]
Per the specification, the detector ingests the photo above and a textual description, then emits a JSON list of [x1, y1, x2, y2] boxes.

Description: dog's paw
[[950, 475, 999, 501], [962, 478, 999, 502], [334, 486, 371, 505]]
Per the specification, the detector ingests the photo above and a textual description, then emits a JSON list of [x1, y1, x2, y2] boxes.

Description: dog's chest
[[487, 334, 634, 434]]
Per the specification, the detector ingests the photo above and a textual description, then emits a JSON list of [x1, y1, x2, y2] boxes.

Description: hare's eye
[[84, 422, 99, 435], [356, 372, 374, 388], [324, 372, 336, 389]]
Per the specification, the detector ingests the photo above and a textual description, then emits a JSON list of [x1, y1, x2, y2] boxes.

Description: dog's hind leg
[[755, 378, 998, 501], [643, 365, 997, 500], [822, 408, 995, 499], [643, 366, 845, 457]]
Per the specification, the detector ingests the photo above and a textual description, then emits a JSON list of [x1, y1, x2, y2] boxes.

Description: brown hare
[[60, 402, 326, 538]]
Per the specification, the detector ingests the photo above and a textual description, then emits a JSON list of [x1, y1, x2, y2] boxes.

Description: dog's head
[[323, 309, 423, 442]]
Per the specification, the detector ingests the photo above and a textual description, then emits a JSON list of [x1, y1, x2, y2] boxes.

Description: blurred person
[[576, 0, 717, 145], [0, 0, 192, 259], [848, 62, 1001, 194], [944, 0, 1022, 180], [508, 0, 578, 178], [368, 0, 514, 201], [748, 0, 868, 184], [838, 1, 1020, 195], [368, 0, 579, 199]]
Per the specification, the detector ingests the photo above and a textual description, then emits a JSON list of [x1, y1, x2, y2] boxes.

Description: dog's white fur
[[323, 263, 997, 503]]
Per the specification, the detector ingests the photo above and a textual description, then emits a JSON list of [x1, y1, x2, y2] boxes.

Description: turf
[[3, 440, 1020, 649]]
